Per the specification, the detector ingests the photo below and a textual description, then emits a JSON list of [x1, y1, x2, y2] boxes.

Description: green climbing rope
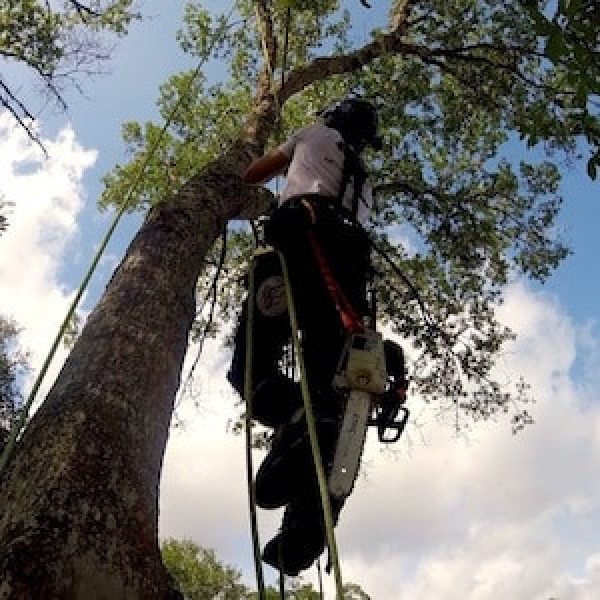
[[0, 10, 235, 478], [244, 262, 267, 599], [317, 558, 325, 600]]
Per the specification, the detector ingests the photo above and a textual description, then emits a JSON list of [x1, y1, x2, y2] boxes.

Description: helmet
[[321, 97, 383, 151]]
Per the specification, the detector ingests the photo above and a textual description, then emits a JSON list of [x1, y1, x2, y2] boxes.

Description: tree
[[248, 583, 324, 599], [161, 538, 250, 599], [0, 201, 26, 451], [0, 0, 596, 595], [162, 538, 371, 599], [341, 582, 371, 599], [0, 0, 137, 150]]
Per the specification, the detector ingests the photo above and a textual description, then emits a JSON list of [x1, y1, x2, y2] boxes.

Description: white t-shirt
[[277, 122, 373, 223]]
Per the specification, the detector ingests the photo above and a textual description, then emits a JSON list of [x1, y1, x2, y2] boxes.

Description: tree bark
[[0, 160, 272, 598]]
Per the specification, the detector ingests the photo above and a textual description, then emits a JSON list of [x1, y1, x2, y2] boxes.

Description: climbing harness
[[306, 229, 364, 334]]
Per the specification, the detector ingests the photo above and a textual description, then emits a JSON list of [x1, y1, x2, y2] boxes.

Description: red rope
[[306, 229, 364, 334]]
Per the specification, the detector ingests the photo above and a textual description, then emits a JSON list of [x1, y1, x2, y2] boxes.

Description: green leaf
[[564, 0, 583, 19], [545, 28, 567, 61]]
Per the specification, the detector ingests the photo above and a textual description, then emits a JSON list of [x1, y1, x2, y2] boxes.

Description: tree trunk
[[0, 158, 271, 598]]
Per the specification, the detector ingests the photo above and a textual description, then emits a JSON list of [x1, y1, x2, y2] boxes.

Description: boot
[[262, 493, 345, 576], [251, 374, 301, 428], [255, 409, 339, 509]]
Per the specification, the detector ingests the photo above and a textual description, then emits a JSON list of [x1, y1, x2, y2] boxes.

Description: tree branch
[[396, 41, 564, 94], [373, 179, 425, 198], [234, 0, 416, 173], [68, 1, 102, 21], [253, 0, 278, 78], [0, 80, 47, 157], [278, 0, 416, 104]]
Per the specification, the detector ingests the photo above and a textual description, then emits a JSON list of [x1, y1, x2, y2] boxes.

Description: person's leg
[[262, 487, 346, 576], [254, 207, 342, 508], [254, 410, 338, 509], [299, 213, 370, 413], [227, 250, 297, 427], [254, 219, 348, 509], [259, 214, 372, 572], [256, 205, 371, 572]]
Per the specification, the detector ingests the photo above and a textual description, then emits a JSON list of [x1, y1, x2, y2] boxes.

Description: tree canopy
[[162, 538, 371, 599], [0, 0, 137, 149], [161, 538, 249, 599], [525, 0, 599, 177], [99, 0, 599, 432]]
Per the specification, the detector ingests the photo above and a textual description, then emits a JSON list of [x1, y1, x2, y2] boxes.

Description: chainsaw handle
[[377, 407, 409, 444]]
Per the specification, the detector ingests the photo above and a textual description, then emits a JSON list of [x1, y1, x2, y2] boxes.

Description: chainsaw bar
[[328, 389, 371, 499]]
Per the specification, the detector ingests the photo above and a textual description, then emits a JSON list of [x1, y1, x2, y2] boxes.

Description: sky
[[1, 1, 599, 598]]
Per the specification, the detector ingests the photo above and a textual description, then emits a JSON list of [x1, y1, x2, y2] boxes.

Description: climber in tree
[[228, 97, 383, 575]]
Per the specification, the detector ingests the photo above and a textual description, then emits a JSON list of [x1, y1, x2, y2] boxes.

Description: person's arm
[[242, 148, 290, 184]]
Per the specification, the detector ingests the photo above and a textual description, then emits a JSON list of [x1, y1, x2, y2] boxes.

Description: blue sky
[[547, 163, 599, 321], [1, 1, 599, 598]]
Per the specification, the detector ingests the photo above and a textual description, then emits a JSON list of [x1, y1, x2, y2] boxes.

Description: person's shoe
[[254, 411, 339, 509], [262, 494, 345, 575]]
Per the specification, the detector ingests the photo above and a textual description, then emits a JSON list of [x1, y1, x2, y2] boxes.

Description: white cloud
[[550, 554, 600, 600], [159, 281, 600, 599], [325, 282, 600, 599], [0, 111, 97, 392]]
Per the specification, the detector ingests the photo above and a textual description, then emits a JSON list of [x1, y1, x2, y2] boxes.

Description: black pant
[[228, 196, 371, 423]]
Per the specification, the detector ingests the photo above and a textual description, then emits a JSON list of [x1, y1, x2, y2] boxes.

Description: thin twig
[[0, 80, 47, 157]]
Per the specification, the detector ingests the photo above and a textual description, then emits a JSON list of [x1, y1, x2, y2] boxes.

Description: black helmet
[[321, 97, 383, 151]]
